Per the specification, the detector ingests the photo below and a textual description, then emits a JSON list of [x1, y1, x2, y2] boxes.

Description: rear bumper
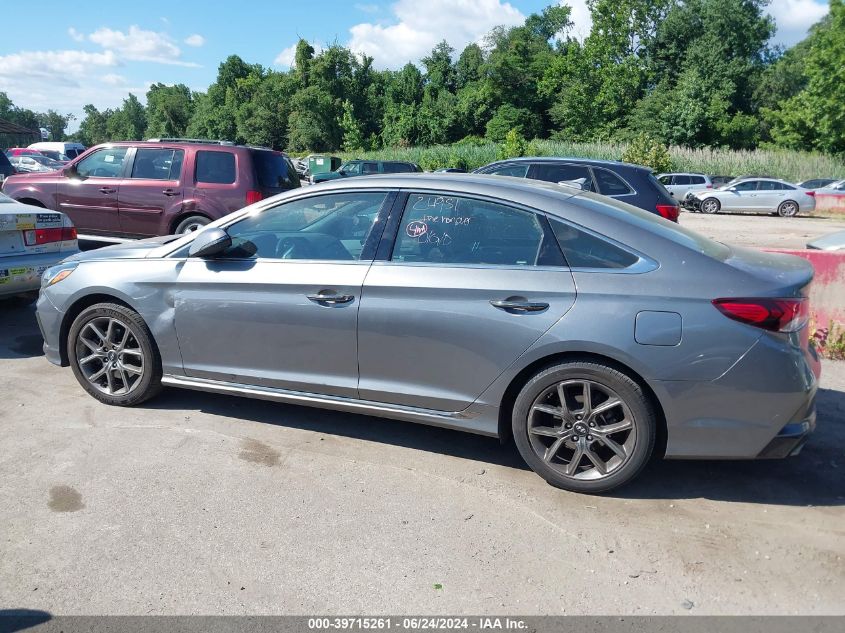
[[657, 332, 818, 459], [0, 250, 78, 299]]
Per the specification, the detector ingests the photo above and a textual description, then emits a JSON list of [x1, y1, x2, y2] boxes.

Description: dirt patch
[[238, 438, 281, 467], [48, 485, 84, 512]]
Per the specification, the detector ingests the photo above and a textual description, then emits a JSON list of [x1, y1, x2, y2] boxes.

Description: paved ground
[[681, 211, 845, 250], [0, 299, 843, 616]]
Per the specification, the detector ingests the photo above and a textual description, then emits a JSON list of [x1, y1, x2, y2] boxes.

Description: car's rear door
[[173, 189, 394, 397], [754, 181, 785, 212], [357, 191, 577, 412], [118, 147, 185, 236]]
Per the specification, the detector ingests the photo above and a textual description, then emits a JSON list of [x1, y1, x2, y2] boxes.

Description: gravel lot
[[0, 296, 843, 616], [681, 211, 845, 250]]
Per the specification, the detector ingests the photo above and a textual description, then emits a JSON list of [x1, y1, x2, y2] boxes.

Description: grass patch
[[337, 140, 845, 182]]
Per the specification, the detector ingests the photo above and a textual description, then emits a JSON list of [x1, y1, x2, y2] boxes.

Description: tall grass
[[336, 140, 845, 182]]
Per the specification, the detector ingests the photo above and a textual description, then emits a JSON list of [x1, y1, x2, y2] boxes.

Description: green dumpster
[[308, 155, 341, 176]]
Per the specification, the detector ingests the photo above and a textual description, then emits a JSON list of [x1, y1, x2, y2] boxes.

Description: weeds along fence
[[337, 140, 845, 182]]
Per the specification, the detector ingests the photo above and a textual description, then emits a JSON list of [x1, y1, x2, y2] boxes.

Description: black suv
[[474, 157, 679, 221], [311, 159, 422, 184]]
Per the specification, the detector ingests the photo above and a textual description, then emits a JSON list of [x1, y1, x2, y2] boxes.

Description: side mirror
[[64, 164, 81, 179], [728, 186, 737, 191], [188, 227, 231, 258]]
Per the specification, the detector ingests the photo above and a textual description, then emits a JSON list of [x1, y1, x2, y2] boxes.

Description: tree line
[[3, 0, 843, 157]]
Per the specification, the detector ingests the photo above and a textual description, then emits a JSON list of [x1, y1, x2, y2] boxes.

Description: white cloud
[[767, 0, 829, 46], [348, 0, 524, 69], [68, 27, 85, 43], [562, 0, 592, 42], [184, 34, 206, 47], [274, 42, 325, 68], [0, 49, 147, 130], [89, 25, 199, 66]]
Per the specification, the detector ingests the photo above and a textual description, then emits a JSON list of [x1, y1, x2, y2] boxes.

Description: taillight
[[806, 191, 815, 197], [656, 203, 680, 222], [712, 298, 808, 332], [246, 190, 263, 205], [706, 184, 713, 188], [23, 227, 77, 246]]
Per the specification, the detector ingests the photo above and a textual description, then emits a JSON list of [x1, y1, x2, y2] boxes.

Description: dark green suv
[[311, 159, 421, 183]]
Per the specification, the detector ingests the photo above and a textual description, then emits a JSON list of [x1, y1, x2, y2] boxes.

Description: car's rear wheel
[[700, 197, 721, 214], [778, 200, 799, 217], [174, 215, 210, 234], [512, 360, 656, 494], [67, 303, 162, 406]]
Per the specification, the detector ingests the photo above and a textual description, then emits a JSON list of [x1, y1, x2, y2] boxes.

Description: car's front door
[[57, 147, 128, 234], [357, 192, 577, 412], [118, 147, 185, 236], [724, 180, 758, 211], [173, 190, 393, 397]]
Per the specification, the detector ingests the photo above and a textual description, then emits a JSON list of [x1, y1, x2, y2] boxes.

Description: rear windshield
[[571, 194, 731, 260], [251, 150, 294, 188]]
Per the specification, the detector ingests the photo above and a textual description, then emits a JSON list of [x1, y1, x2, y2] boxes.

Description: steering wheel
[[276, 237, 314, 260]]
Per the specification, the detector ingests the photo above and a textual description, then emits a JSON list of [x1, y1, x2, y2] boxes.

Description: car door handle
[[307, 293, 355, 305], [162, 189, 179, 196], [99, 187, 116, 194], [490, 299, 549, 312]]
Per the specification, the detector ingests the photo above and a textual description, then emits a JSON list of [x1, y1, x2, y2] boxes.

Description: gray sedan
[[35, 174, 819, 493]]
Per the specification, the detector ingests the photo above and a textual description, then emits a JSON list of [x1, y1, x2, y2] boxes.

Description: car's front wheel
[[700, 197, 721, 214], [67, 303, 162, 406], [512, 360, 656, 494]]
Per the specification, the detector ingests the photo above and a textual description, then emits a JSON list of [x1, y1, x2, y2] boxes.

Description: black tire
[[777, 200, 799, 217], [512, 360, 656, 494], [174, 215, 210, 234], [67, 303, 163, 406], [700, 197, 720, 214]]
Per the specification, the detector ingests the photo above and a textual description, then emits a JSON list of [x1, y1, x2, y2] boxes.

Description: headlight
[[42, 262, 78, 287]]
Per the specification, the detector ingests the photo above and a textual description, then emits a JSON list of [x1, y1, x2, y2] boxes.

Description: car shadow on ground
[[0, 299, 44, 359], [3, 299, 843, 507]]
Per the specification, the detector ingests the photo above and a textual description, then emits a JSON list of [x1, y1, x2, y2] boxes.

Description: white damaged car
[[0, 193, 79, 301]]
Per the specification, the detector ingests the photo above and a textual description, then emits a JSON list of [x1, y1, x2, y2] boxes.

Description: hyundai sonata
[[35, 174, 819, 493]]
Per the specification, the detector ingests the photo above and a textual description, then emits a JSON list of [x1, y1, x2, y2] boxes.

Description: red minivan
[[0, 140, 301, 236]]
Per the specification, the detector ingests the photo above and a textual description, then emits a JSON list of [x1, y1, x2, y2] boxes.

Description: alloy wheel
[[701, 199, 719, 214], [779, 201, 798, 217], [527, 379, 636, 481], [75, 316, 145, 396]]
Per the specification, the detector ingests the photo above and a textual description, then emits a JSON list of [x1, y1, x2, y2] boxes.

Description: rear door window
[[392, 194, 562, 267], [690, 175, 706, 185], [131, 148, 184, 180], [251, 150, 294, 189], [382, 162, 413, 174], [362, 162, 379, 175], [196, 151, 236, 184], [531, 164, 595, 192], [595, 169, 633, 195], [672, 175, 692, 185]]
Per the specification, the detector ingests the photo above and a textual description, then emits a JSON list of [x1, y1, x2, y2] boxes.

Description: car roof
[[90, 140, 280, 152], [483, 156, 650, 171]]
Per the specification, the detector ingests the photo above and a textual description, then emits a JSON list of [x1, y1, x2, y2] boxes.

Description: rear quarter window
[[549, 218, 638, 269], [251, 150, 294, 188], [196, 151, 237, 185]]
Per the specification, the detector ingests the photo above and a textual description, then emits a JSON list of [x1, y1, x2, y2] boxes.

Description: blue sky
[[0, 0, 831, 130]]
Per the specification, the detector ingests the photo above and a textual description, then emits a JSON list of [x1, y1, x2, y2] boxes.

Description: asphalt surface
[[3, 213, 845, 615], [0, 295, 843, 616]]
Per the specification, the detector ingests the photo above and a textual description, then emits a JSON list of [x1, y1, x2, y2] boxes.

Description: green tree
[[765, 0, 845, 154], [339, 99, 366, 151], [105, 94, 146, 141], [76, 104, 111, 145], [145, 83, 194, 138], [497, 128, 528, 160], [486, 104, 542, 142]]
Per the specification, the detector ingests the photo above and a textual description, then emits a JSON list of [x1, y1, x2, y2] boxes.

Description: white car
[[28, 141, 87, 160], [657, 173, 714, 201], [692, 178, 816, 217], [0, 193, 79, 300]]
